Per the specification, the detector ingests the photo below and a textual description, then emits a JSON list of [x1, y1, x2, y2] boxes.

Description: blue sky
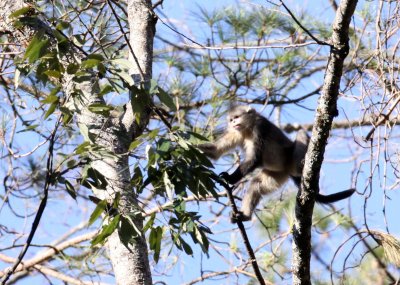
[[1, 0, 399, 284]]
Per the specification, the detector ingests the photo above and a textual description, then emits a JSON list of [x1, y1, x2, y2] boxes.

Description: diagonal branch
[[291, 0, 358, 284], [1, 118, 60, 285], [278, 0, 332, 47], [212, 175, 266, 285]]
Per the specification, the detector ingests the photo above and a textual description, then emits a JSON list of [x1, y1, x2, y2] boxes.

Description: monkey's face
[[227, 106, 256, 132], [228, 114, 244, 130]]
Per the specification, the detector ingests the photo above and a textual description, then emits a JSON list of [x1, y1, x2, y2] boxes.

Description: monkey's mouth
[[233, 124, 241, 129]]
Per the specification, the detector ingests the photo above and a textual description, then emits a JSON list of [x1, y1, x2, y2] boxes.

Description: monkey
[[199, 105, 355, 222]]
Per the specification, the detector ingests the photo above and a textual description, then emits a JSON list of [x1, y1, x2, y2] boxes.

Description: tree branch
[[278, 0, 332, 47], [212, 175, 266, 285], [1, 119, 60, 285], [291, 0, 358, 284]]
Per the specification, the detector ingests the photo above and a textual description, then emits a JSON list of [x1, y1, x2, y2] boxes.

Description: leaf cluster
[[130, 130, 218, 262]]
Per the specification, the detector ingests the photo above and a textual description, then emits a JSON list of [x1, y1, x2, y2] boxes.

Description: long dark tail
[[316, 189, 355, 203], [291, 176, 355, 203]]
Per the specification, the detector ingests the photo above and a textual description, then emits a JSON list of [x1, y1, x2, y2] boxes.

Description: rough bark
[[72, 1, 155, 284], [291, 0, 358, 284], [102, 1, 155, 284], [1, 1, 155, 284], [69, 77, 153, 285]]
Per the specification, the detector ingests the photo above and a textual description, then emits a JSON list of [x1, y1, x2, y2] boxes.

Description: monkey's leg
[[232, 170, 288, 223]]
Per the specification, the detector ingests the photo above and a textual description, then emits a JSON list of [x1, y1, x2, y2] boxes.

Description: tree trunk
[[71, 0, 156, 284], [102, 1, 155, 284], [291, 0, 358, 284], [0, 0, 155, 284]]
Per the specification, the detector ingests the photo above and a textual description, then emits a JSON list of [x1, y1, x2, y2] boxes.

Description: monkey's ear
[[245, 106, 255, 113]]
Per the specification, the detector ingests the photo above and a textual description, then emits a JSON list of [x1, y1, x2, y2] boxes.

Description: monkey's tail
[[291, 176, 355, 203], [316, 189, 355, 204]]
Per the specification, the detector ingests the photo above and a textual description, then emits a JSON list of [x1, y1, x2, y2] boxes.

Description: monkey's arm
[[221, 152, 263, 184], [221, 161, 260, 184], [198, 131, 242, 160], [198, 143, 220, 160]]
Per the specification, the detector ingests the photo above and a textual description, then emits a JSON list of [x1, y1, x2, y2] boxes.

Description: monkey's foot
[[230, 211, 251, 223]]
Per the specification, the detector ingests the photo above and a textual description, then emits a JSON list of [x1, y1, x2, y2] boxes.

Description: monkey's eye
[[229, 115, 239, 122]]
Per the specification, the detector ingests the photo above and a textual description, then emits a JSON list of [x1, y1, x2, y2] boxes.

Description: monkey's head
[[227, 105, 256, 132]]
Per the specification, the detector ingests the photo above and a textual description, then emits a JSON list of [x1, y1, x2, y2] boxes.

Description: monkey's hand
[[219, 172, 237, 185], [230, 211, 251, 223], [198, 143, 218, 160], [219, 169, 242, 185]]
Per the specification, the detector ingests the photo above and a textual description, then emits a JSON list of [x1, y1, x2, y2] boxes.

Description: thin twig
[[364, 94, 400, 141], [153, 10, 205, 48], [151, 104, 172, 131], [277, 0, 332, 47], [1, 119, 60, 284], [107, 0, 145, 82], [152, 0, 164, 9], [211, 175, 266, 285]]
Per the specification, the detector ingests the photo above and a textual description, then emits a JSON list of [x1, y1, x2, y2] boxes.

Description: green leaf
[[81, 167, 108, 190], [99, 85, 113, 97], [65, 180, 76, 200], [78, 123, 90, 142], [75, 141, 91, 155], [88, 103, 113, 115], [99, 63, 106, 76], [149, 226, 163, 263], [73, 34, 84, 47], [179, 237, 193, 255], [143, 213, 156, 233], [49, 86, 61, 97], [119, 215, 140, 245], [60, 107, 73, 125], [176, 136, 190, 150], [66, 159, 78, 169], [163, 172, 174, 200], [56, 21, 70, 30], [129, 140, 142, 151], [194, 226, 209, 253], [17, 124, 39, 133], [158, 140, 171, 152], [41, 94, 59, 104], [131, 166, 143, 188], [118, 71, 135, 86], [112, 192, 121, 209], [81, 59, 101, 69], [157, 87, 177, 111], [145, 145, 156, 168], [149, 80, 176, 111], [149, 79, 158, 94], [88, 199, 107, 226], [24, 33, 49, 63], [91, 214, 120, 246], [9, 7, 33, 18], [186, 131, 209, 141], [111, 58, 135, 70], [67, 63, 80, 74], [148, 129, 159, 139], [88, 54, 105, 61], [130, 86, 151, 120], [44, 101, 57, 119]]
